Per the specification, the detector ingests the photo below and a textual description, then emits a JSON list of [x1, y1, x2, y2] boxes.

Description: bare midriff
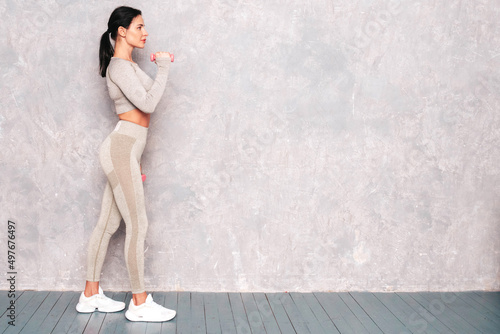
[[118, 108, 150, 128]]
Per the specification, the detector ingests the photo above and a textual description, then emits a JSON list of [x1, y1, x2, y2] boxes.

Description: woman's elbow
[[138, 104, 156, 114]]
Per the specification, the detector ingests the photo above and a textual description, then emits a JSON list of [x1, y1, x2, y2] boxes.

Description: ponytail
[[99, 6, 142, 77], [99, 31, 114, 77]]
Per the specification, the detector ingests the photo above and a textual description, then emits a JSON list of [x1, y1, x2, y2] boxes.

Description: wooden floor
[[1, 291, 499, 333]]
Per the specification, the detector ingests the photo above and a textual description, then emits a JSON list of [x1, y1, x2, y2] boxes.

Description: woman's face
[[124, 15, 148, 49]]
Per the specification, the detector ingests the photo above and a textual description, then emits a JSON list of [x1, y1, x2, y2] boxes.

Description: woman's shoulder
[[109, 57, 140, 69], [107, 57, 140, 78]]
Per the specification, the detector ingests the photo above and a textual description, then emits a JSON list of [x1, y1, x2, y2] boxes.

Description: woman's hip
[[99, 121, 148, 172]]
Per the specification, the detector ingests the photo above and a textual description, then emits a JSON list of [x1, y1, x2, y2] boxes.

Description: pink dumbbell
[[150, 53, 174, 62]]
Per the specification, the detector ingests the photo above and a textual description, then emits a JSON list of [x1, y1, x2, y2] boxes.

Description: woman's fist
[[150, 52, 174, 62]]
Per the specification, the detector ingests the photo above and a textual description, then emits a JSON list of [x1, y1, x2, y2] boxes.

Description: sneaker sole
[[76, 303, 96, 313], [76, 303, 125, 313], [125, 310, 176, 322]]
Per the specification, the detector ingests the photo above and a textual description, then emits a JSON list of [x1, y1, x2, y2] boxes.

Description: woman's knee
[[105, 217, 121, 235], [137, 218, 148, 241]]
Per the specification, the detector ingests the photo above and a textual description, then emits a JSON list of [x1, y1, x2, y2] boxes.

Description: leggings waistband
[[113, 120, 148, 142]]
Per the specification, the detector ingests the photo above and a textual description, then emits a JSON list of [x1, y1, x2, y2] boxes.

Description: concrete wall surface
[[1, 0, 499, 292]]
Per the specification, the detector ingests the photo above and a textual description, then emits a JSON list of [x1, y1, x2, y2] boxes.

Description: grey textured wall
[[1, 0, 499, 293]]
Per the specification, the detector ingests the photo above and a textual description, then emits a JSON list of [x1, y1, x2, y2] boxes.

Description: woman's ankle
[[84, 281, 100, 297], [133, 291, 148, 306]]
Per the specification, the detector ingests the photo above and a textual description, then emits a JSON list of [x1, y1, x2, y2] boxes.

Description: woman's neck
[[113, 39, 134, 62]]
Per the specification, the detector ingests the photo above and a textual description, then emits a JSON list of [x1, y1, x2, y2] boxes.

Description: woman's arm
[[108, 56, 171, 114]]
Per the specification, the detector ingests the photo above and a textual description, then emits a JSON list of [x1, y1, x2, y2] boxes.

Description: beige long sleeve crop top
[[106, 56, 171, 114]]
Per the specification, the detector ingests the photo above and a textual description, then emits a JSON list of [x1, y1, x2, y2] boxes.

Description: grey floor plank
[[38, 291, 77, 334], [314, 292, 368, 333], [204, 292, 222, 334], [465, 291, 500, 317], [47, 292, 81, 333], [338, 292, 381, 334], [216, 293, 237, 334], [117, 319, 148, 334], [407, 292, 460, 333], [3, 290, 499, 334], [279, 292, 310, 333], [191, 292, 207, 333], [176, 292, 192, 334], [302, 293, 340, 334], [97, 291, 128, 334], [83, 309, 108, 334], [441, 292, 500, 333], [228, 293, 251, 334], [471, 291, 500, 317], [67, 303, 94, 334], [0, 291, 24, 318], [0, 291, 34, 333], [455, 292, 500, 325], [375, 292, 440, 334], [67, 314, 93, 334], [83, 292, 127, 334], [475, 291, 500, 298], [0, 291, 11, 317], [267, 293, 296, 333], [19, 291, 62, 334], [396, 292, 453, 334], [350, 291, 409, 333], [160, 291, 178, 334], [253, 293, 281, 334], [50, 292, 87, 334], [240, 292, 266, 334], [289, 292, 327, 334], [4, 291, 49, 334], [418, 291, 491, 333]]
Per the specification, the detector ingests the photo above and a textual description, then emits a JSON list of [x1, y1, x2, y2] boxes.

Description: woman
[[76, 6, 175, 322]]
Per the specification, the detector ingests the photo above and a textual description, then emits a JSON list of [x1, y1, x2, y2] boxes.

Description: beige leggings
[[86, 120, 148, 294]]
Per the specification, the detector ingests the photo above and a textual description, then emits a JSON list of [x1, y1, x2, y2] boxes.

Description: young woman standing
[[76, 6, 175, 322]]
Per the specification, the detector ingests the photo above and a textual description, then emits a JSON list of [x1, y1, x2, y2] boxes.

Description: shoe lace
[[96, 293, 110, 301], [147, 297, 164, 309]]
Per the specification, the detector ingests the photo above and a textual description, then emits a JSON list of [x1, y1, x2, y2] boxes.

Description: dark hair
[[99, 6, 142, 77]]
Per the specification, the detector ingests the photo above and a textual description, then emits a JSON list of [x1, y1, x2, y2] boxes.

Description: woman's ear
[[117, 26, 127, 38]]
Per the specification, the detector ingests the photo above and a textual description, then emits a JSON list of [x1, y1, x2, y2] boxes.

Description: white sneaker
[[125, 294, 176, 322], [76, 286, 125, 313]]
